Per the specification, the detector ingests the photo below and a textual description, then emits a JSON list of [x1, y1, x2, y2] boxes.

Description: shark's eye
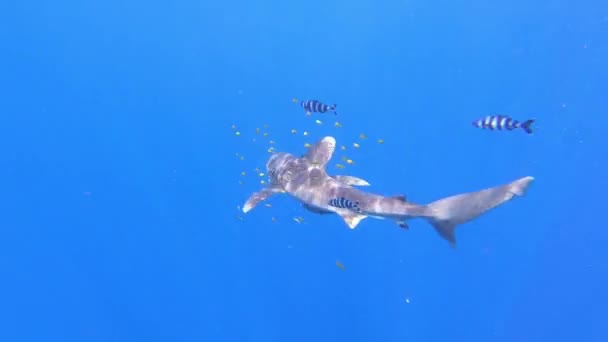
[[284, 171, 292, 181]]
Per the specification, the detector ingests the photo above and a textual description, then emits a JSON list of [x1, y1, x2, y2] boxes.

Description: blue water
[[1, 1, 607, 341]]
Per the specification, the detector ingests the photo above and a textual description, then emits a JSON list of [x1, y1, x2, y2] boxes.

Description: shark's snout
[[321, 136, 336, 148], [266, 152, 288, 171], [266, 152, 294, 185]]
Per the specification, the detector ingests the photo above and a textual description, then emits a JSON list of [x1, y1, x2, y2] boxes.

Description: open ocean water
[[1, 0, 606, 341]]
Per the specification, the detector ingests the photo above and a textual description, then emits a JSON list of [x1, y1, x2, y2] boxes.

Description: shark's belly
[[293, 186, 336, 211], [284, 179, 338, 213]]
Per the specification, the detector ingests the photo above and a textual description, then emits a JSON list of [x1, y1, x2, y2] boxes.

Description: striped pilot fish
[[472, 115, 535, 134], [328, 197, 361, 212], [300, 99, 337, 115]]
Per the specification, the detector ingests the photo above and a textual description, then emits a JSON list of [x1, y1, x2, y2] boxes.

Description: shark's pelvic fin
[[304, 136, 336, 168], [242, 185, 283, 213], [334, 175, 371, 186], [397, 221, 409, 229], [339, 211, 368, 229]]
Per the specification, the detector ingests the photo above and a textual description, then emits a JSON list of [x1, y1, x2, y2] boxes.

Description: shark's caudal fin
[[424, 176, 534, 246]]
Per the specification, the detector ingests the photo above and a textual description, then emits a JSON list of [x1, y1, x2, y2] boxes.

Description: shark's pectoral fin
[[243, 186, 283, 213], [334, 175, 371, 187], [339, 211, 368, 229]]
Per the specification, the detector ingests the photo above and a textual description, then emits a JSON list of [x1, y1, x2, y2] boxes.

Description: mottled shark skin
[[242, 136, 534, 246]]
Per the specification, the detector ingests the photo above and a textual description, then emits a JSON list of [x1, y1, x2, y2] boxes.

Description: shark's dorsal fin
[[242, 185, 283, 213], [304, 136, 336, 169], [339, 211, 368, 229], [391, 195, 407, 202], [334, 175, 370, 187]]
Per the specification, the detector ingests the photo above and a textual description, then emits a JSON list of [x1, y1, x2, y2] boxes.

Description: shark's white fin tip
[[242, 186, 281, 214], [341, 212, 367, 229], [322, 136, 336, 145], [510, 176, 535, 196], [304, 136, 337, 168]]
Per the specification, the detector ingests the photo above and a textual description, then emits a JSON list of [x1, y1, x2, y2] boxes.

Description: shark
[[242, 136, 534, 246]]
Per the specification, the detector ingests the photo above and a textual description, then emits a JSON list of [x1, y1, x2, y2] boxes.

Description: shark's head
[[266, 152, 295, 185]]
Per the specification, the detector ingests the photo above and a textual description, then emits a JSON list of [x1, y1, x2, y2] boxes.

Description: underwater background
[[1, 0, 607, 341]]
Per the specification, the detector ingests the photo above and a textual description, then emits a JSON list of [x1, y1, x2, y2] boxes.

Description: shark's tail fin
[[423, 176, 534, 246]]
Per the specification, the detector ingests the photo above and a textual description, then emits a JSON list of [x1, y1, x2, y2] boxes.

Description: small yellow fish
[[304, 143, 311, 148], [303, 131, 309, 136], [340, 145, 347, 151], [263, 132, 269, 137], [238, 180, 243, 185], [353, 143, 360, 148], [264, 203, 272, 208], [291, 98, 298, 103], [271, 217, 277, 222], [336, 164, 345, 169], [346, 159, 354, 165], [235, 131, 241, 136], [259, 172, 265, 177], [260, 180, 266, 185], [377, 139, 384, 144], [315, 119, 322, 125], [255, 127, 260, 134], [359, 133, 368, 139], [293, 216, 304, 223], [269, 140, 275, 144], [336, 260, 345, 270], [267, 147, 275, 153], [334, 121, 342, 128], [241, 171, 246, 176], [291, 129, 297, 134]]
